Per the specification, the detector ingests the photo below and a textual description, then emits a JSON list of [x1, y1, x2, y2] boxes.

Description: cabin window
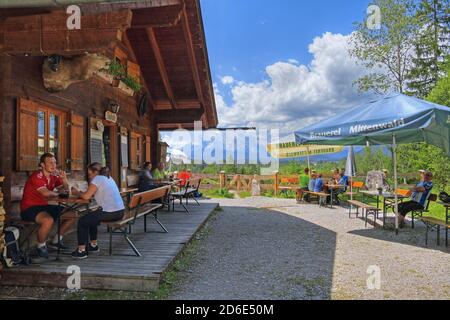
[[36, 105, 65, 163], [17, 98, 85, 172]]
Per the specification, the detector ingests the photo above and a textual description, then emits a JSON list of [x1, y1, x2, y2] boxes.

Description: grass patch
[[238, 191, 252, 198], [64, 207, 222, 300], [203, 188, 235, 199]]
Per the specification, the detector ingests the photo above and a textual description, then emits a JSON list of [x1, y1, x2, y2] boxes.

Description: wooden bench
[[170, 178, 202, 214], [304, 191, 330, 207], [348, 200, 381, 228], [420, 217, 449, 247], [102, 185, 171, 257]]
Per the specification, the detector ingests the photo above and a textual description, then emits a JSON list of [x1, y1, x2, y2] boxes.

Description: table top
[[326, 184, 347, 189], [50, 196, 91, 205], [360, 190, 409, 199]]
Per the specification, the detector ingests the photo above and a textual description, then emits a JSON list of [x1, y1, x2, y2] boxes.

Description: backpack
[[1, 226, 30, 267]]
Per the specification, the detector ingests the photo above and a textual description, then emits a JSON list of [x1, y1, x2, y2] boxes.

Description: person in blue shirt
[[398, 171, 433, 227], [339, 169, 349, 190], [314, 174, 324, 193]]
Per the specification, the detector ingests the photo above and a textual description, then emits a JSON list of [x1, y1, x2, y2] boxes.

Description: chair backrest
[[352, 181, 364, 189], [188, 178, 202, 191], [424, 194, 438, 211], [140, 186, 171, 204], [281, 178, 299, 185]]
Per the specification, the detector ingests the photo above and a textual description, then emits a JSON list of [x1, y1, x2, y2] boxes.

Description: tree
[[407, 0, 450, 97], [349, 0, 419, 94], [426, 55, 450, 105]]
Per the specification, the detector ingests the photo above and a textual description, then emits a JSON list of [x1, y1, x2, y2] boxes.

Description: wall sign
[[90, 129, 104, 165], [105, 111, 118, 124]]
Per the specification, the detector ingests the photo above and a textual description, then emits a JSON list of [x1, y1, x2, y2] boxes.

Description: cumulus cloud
[[216, 32, 373, 134], [220, 75, 235, 85]]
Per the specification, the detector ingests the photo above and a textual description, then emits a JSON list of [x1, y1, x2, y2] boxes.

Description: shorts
[[20, 205, 63, 222]]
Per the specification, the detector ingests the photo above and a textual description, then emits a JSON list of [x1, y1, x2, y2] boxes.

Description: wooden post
[[274, 171, 279, 196], [219, 171, 226, 189]]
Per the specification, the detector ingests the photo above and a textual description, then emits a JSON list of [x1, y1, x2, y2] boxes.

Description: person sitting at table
[[339, 169, 349, 188], [314, 174, 324, 193], [152, 162, 167, 181], [397, 170, 434, 228], [138, 162, 158, 192], [178, 169, 193, 187], [20, 153, 76, 259], [331, 173, 349, 205], [296, 168, 310, 203], [70, 163, 125, 259], [308, 172, 317, 202]]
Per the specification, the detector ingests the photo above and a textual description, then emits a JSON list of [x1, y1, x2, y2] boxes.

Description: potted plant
[[108, 60, 126, 87], [120, 75, 142, 96]]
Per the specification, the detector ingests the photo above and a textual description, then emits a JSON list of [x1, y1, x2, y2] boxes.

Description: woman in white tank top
[[70, 163, 125, 260]]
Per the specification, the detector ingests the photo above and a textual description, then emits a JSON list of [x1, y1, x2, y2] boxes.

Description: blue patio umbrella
[[294, 93, 450, 233]]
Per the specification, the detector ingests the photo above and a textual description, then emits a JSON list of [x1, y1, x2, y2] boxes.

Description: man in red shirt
[[21, 153, 75, 259]]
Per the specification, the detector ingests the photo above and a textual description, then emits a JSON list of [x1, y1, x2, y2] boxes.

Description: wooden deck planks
[[0, 202, 218, 292]]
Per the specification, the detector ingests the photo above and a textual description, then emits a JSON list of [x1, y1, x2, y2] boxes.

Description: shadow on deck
[[0, 202, 219, 292]]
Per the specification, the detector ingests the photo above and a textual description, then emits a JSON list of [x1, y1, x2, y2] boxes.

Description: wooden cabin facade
[[0, 0, 218, 218]]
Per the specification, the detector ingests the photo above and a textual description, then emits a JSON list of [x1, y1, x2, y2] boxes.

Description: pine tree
[[407, 0, 450, 97]]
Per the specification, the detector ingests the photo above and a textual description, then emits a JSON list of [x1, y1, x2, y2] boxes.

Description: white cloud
[[220, 75, 235, 85], [216, 32, 373, 134]]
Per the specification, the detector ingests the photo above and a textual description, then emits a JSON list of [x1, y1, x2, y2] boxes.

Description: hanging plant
[[121, 75, 142, 93]]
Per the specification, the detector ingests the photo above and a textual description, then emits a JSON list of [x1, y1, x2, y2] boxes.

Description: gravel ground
[[169, 197, 450, 300]]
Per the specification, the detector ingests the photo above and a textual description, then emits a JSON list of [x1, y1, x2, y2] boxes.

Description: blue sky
[[202, 0, 372, 96], [163, 0, 377, 162]]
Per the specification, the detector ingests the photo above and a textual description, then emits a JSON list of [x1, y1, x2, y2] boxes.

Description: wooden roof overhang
[[0, 0, 218, 130]]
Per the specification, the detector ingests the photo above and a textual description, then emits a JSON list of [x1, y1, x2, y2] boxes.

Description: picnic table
[[421, 202, 450, 247], [360, 190, 410, 228], [51, 196, 91, 261], [325, 184, 347, 208]]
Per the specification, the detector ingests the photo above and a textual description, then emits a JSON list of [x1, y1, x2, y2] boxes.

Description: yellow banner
[[268, 143, 344, 159]]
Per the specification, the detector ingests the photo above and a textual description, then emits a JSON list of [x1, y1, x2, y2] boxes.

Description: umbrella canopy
[[295, 93, 450, 156], [344, 146, 357, 177]]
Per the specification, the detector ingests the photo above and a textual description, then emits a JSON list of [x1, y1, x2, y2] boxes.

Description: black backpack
[[439, 191, 450, 204], [1, 226, 30, 267]]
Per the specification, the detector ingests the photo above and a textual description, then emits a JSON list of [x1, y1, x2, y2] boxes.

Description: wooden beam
[[123, 30, 156, 111], [130, 5, 183, 29], [146, 27, 177, 109], [154, 100, 201, 110], [0, 9, 132, 55], [180, 5, 205, 108], [154, 108, 204, 124]]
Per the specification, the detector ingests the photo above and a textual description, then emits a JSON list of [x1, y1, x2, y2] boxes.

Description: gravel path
[[169, 197, 450, 300]]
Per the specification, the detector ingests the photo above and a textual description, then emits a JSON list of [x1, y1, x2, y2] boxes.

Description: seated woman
[[138, 162, 157, 192], [70, 163, 125, 260]]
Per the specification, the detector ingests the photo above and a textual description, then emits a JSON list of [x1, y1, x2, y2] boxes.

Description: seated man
[[138, 162, 157, 192], [296, 168, 310, 203], [308, 172, 317, 198], [20, 153, 76, 259], [398, 170, 433, 228], [152, 162, 167, 181], [314, 174, 324, 193]]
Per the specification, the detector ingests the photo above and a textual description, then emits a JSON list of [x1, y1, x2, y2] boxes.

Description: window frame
[[35, 103, 67, 169]]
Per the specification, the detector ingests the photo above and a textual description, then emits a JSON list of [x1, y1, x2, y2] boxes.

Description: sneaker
[[87, 243, 100, 254], [36, 246, 49, 259], [71, 249, 88, 260], [48, 241, 70, 252]]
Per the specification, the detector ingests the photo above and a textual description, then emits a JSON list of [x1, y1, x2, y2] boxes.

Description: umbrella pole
[[393, 134, 399, 235]]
